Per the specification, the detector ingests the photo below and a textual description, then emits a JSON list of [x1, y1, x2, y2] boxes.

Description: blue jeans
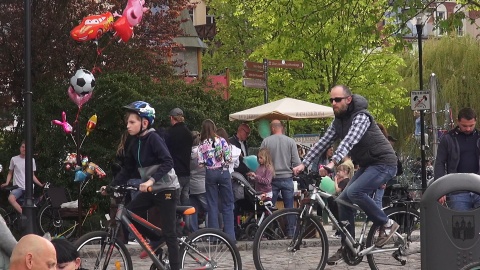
[[177, 176, 190, 206], [189, 193, 208, 232], [448, 192, 480, 211], [205, 169, 236, 242], [338, 164, 396, 240], [374, 188, 384, 209], [271, 177, 295, 236], [271, 177, 294, 208]]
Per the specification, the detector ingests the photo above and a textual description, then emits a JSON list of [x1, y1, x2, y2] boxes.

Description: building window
[[206, 15, 215, 25], [457, 25, 464, 36], [206, 7, 215, 25], [436, 11, 446, 36], [454, 5, 465, 37]]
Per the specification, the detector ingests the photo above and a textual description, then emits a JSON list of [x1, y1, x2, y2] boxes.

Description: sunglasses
[[329, 96, 350, 103], [241, 128, 250, 136]]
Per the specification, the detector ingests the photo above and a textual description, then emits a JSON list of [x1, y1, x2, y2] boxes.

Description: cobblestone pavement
[[127, 244, 421, 269], [124, 225, 421, 270]]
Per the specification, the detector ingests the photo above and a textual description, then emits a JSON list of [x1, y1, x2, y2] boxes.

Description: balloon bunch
[[70, 0, 148, 43], [63, 152, 106, 184], [73, 162, 107, 183]]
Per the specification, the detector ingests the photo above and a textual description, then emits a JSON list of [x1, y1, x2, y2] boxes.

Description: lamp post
[[23, 0, 37, 234], [416, 16, 427, 191]]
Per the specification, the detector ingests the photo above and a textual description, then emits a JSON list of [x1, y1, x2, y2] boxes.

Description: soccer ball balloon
[[70, 69, 96, 95]]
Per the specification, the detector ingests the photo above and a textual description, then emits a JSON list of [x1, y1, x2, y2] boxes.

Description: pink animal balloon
[[52, 111, 73, 134], [123, 0, 148, 27], [68, 86, 92, 108]]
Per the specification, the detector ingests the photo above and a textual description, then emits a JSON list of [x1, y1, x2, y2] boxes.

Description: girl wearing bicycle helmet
[[104, 101, 180, 270]]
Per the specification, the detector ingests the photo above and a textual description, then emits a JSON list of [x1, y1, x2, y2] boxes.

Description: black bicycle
[[0, 183, 51, 237], [75, 184, 242, 270]]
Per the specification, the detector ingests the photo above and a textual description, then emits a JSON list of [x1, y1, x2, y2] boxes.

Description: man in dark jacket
[[229, 123, 251, 175], [166, 108, 194, 206], [293, 85, 399, 265], [434, 107, 480, 210]]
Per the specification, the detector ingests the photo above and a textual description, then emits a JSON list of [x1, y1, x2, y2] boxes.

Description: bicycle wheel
[[38, 204, 77, 239], [252, 208, 328, 270], [180, 228, 242, 270], [366, 207, 421, 269], [75, 231, 133, 270], [461, 261, 480, 270], [0, 208, 11, 228]]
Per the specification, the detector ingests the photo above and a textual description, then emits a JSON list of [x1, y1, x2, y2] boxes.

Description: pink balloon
[[122, 0, 147, 27], [52, 111, 73, 134], [68, 86, 92, 107]]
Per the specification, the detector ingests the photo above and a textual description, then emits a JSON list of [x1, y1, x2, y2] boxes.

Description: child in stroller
[[231, 172, 277, 240], [232, 146, 277, 240]]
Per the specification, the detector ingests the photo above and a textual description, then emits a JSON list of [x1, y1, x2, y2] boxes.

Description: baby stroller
[[231, 172, 277, 240]]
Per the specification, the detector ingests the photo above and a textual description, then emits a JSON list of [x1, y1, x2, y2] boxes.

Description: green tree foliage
[[0, 0, 245, 214], [205, 0, 409, 130], [0, 0, 190, 136], [395, 35, 480, 148], [4, 72, 231, 212]]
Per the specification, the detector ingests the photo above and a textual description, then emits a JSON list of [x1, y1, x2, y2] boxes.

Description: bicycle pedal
[[326, 259, 343, 265]]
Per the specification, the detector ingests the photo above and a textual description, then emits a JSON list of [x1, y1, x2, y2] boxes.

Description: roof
[[173, 9, 207, 49]]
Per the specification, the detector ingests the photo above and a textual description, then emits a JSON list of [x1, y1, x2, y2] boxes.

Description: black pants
[[127, 189, 179, 270]]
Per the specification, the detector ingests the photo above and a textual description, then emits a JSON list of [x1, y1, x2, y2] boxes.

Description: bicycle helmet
[[123, 101, 155, 126]]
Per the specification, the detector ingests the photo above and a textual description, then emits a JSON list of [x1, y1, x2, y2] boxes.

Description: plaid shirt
[[303, 113, 371, 166]]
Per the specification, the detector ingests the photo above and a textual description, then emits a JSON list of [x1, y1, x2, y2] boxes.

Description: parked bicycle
[[75, 184, 242, 270], [37, 159, 106, 239], [37, 183, 100, 239], [252, 171, 420, 270], [0, 182, 52, 237]]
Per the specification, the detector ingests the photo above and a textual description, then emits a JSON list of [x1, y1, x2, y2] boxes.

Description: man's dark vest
[[332, 108, 396, 168]]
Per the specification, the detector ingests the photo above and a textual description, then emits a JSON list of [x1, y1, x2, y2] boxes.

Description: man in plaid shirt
[[293, 85, 399, 265]]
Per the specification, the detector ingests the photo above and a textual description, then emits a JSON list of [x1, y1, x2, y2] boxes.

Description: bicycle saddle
[[176, 206, 195, 215], [2, 185, 19, 191]]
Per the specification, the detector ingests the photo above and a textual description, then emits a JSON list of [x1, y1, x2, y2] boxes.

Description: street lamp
[[416, 16, 427, 191], [22, 0, 37, 234]]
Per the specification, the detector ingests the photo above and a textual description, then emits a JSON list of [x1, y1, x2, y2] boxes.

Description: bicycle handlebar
[[99, 184, 163, 196]]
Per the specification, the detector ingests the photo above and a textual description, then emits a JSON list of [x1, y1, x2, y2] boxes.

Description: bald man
[[260, 120, 301, 210], [10, 234, 57, 270]]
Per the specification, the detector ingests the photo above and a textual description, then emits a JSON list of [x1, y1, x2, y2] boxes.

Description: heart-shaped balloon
[[68, 86, 92, 108]]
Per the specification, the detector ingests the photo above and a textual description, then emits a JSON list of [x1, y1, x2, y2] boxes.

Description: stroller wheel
[[245, 223, 259, 240]]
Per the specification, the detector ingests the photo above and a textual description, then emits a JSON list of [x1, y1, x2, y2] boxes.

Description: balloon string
[[75, 106, 82, 123], [79, 134, 87, 149], [92, 37, 114, 74], [70, 134, 78, 148]]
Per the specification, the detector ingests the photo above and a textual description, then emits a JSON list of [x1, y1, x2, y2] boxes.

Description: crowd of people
[[2, 84, 480, 269]]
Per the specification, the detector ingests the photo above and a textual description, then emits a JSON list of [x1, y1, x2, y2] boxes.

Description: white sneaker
[[128, 240, 140, 245]]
